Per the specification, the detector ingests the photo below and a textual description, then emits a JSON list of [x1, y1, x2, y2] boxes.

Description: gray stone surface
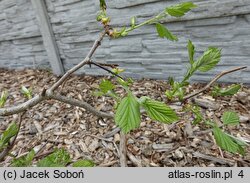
[[0, 0, 250, 84], [0, 0, 50, 70]]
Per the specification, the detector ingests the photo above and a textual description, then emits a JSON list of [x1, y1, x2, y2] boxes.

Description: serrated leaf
[[221, 84, 241, 96], [155, 23, 178, 41], [99, 79, 115, 94], [195, 47, 221, 72], [37, 149, 71, 167], [0, 122, 18, 150], [141, 98, 178, 124], [227, 134, 248, 147], [212, 84, 241, 97], [222, 111, 240, 126], [115, 93, 141, 133], [187, 40, 195, 64], [72, 160, 95, 167], [213, 127, 245, 155], [11, 149, 35, 167], [166, 2, 197, 17]]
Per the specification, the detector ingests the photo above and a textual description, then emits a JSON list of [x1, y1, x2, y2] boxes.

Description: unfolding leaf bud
[[96, 11, 106, 22], [108, 29, 119, 38], [101, 17, 110, 25]]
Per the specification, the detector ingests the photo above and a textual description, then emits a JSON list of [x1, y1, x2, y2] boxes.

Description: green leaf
[[168, 77, 175, 86], [195, 47, 221, 72], [72, 160, 95, 167], [165, 90, 173, 100], [189, 105, 203, 125], [221, 84, 241, 96], [21, 86, 32, 99], [118, 27, 128, 37], [227, 134, 248, 147], [131, 17, 136, 28], [117, 78, 133, 88], [99, 0, 107, 11], [222, 111, 240, 126], [11, 149, 35, 167], [96, 11, 107, 21], [99, 79, 115, 94], [187, 40, 195, 64], [212, 84, 241, 97], [213, 126, 245, 155], [0, 90, 8, 108], [166, 2, 197, 17], [37, 149, 71, 167], [155, 23, 178, 41], [115, 93, 141, 133], [111, 68, 125, 75], [0, 122, 19, 151], [141, 98, 179, 124]]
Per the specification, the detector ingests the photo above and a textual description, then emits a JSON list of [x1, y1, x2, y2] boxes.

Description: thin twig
[[92, 61, 119, 68], [49, 94, 114, 119], [0, 31, 114, 119], [0, 112, 25, 161], [89, 61, 124, 80], [48, 31, 107, 92], [119, 131, 127, 167], [183, 66, 247, 101]]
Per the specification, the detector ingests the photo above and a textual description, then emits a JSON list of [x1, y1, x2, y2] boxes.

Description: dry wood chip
[[88, 139, 100, 152], [193, 97, 220, 110], [43, 123, 59, 132], [193, 152, 235, 166], [127, 152, 142, 167], [152, 143, 174, 152], [78, 140, 89, 153], [33, 121, 43, 134], [54, 132, 68, 136]]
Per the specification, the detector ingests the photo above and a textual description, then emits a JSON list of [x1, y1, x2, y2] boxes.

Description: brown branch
[[0, 95, 46, 116], [119, 131, 127, 167], [48, 93, 113, 119], [48, 31, 106, 92], [0, 31, 114, 119], [0, 112, 25, 161], [0, 92, 113, 119], [183, 66, 247, 101]]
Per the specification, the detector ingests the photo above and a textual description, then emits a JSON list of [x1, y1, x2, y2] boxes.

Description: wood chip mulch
[[0, 69, 249, 167]]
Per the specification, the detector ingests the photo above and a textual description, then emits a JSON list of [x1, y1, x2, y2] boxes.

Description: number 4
[[238, 170, 244, 178]]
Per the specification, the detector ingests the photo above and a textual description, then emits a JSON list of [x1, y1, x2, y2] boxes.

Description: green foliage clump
[[37, 149, 71, 167], [11, 149, 35, 167], [0, 122, 18, 151]]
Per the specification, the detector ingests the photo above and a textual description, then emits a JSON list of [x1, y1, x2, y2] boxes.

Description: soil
[[0, 68, 249, 167]]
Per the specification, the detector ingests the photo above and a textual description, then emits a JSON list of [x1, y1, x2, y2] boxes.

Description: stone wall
[[0, 0, 50, 69], [0, 0, 250, 83]]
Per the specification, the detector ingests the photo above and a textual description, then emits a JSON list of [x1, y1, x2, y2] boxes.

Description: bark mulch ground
[[0, 69, 249, 167]]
